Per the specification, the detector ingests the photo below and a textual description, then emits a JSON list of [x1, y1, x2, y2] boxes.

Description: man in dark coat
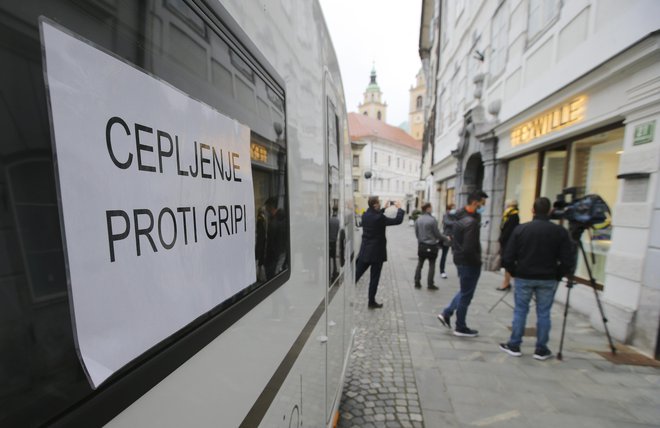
[[499, 197, 575, 360], [436, 190, 488, 337], [356, 195, 405, 308], [264, 197, 287, 279]]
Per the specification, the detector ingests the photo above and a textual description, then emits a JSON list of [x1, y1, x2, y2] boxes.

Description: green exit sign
[[633, 121, 655, 146]]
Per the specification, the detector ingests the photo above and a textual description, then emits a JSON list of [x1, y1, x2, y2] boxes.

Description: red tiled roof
[[348, 112, 421, 151]]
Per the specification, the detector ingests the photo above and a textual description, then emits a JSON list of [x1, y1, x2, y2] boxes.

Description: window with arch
[[377, 111, 382, 120], [416, 95, 422, 109]]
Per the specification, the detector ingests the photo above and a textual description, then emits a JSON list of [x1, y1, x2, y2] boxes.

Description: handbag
[[418, 242, 439, 257]]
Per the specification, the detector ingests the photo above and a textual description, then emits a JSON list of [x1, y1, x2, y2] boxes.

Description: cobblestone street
[[339, 257, 423, 428], [338, 221, 660, 428]]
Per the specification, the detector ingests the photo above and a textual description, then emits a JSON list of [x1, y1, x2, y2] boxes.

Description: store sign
[[251, 142, 269, 163], [633, 121, 655, 146], [511, 96, 587, 147], [41, 20, 256, 388]]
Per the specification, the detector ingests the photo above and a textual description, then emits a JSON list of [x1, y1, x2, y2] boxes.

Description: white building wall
[[423, 0, 660, 355], [353, 138, 421, 212]]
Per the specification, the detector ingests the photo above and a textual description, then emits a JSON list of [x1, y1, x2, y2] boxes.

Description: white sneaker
[[441, 273, 447, 279]]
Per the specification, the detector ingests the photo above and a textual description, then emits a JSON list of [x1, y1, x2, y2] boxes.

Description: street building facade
[[409, 69, 427, 141], [419, 0, 660, 358], [350, 112, 422, 213]]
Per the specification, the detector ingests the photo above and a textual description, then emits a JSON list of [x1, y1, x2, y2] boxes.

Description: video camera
[[550, 187, 610, 228], [550, 187, 618, 359]]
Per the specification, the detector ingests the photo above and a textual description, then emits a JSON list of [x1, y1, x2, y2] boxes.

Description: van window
[[0, 1, 287, 425]]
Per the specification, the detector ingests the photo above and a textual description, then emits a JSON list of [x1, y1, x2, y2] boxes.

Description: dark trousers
[[414, 252, 437, 287], [355, 258, 384, 304], [442, 265, 481, 329], [439, 244, 450, 273]]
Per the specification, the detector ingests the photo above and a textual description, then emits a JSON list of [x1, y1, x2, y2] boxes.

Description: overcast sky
[[319, 0, 423, 128]]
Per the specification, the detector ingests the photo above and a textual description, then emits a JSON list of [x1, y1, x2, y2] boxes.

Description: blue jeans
[[508, 278, 558, 351], [442, 265, 481, 329]]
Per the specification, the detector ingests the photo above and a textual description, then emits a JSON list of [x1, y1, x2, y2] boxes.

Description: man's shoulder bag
[[418, 242, 439, 257]]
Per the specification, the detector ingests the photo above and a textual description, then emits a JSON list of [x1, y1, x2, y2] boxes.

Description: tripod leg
[[591, 285, 617, 354], [488, 287, 511, 313], [577, 240, 617, 355], [557, 281, 572, 361]]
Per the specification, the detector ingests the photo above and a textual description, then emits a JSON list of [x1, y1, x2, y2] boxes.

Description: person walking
[[356, 196, 405, 308], [414, 202, 446, 290], [439, 203, 457, 279], [499, 197, 575, 360], [436, 190, 488, 337], [496, 200, 520, 291]]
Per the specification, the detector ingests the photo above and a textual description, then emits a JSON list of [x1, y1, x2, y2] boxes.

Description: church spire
[[367, 63, 380, 92], [358, 63, 387, 122]]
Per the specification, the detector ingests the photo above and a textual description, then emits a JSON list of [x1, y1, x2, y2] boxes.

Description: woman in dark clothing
[[497, 199, 520, 291], [439, 203, 457, 278]]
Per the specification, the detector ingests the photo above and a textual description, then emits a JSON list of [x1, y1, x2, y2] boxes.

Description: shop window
[[504, 153, 539, 223], [540, 148, 567, 202], [567, 128, 623, 284], [446, 187, 455, 208]]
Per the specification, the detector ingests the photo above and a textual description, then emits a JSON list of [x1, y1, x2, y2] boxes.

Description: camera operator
[[499, 197, 575, 360]]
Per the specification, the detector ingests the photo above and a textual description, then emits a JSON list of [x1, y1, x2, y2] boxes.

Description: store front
[[503, 125, 624, 286], [492, 36, 660, 357]]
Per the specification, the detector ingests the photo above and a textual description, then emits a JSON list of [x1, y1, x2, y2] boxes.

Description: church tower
[[408, 68, 425, 141], [358, 65, 387, 122]]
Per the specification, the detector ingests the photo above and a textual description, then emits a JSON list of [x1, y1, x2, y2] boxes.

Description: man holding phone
[[356, 196, 405, 308]]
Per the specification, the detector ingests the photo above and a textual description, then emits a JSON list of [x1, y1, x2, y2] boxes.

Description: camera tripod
[[488, 286, 513, 313], [557, 226, 617, 360]]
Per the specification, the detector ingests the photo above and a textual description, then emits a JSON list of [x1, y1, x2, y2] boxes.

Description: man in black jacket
[[356, 196, 405, 308], [499, 197, 575, 360], [436, 190, 488, 337]]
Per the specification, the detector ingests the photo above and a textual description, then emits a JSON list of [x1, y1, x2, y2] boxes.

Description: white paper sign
[[41, 20, 256, 388]]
